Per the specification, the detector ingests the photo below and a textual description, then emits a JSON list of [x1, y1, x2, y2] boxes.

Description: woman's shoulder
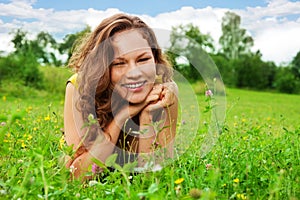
[[67, 73, 78, 88]]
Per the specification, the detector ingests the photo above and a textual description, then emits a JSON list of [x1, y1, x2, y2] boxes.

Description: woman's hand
[[116, 81, 177, 124], [143, 81, 178, 114]]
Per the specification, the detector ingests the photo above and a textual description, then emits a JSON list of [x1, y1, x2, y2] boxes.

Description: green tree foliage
[[274, 67, 298, 94], [10, 29, 60, 66], [11, 29, 28, 54], [0, 53, 43, 89], [35, 31, 60, 66], [234, 54, 276, 89], [0, 29, 45, 88], [219, 11, 254, 60], [59, 25, 91, 63], [166, 23, 215, 82], [210, 54, 235, 87], [291, 50, 300, 79]]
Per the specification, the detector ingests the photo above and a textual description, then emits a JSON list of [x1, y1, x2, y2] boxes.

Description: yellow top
[[67, 73, 78, 89]]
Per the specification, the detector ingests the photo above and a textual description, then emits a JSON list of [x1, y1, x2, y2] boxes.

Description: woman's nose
[[126, 62, 142, 79]]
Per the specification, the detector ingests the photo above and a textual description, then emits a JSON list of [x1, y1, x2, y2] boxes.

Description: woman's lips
[[121, 80, 147, 90]]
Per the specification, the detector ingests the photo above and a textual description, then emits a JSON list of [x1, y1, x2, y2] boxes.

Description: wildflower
[[26, 106, 32, 113], [152, 164, 162, 172], [174, 185, 181, 195], [2, 96, 6, 101], [88, 180, 98, 187], [205, 163, 213, 170], [242, 118, 246, 123], [59, 136, 65, 149], [91, 163, 100, 174], [70, 165, 77, 174], [174, 178, 184, 184], [27, 134, 33, 140], [233, 178, 240, 183], [0, 122, 6, 126], [233, 122, 238, 127], [33, 127, 38, 131], [21, 142, 26, 148], [237, 193, 247, 200], [205, 90, 213, 97], [222, 183, 227, 187], [44, 115, 50, 121], [189, 188, 202, 199]]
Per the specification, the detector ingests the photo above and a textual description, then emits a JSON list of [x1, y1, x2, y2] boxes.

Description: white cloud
[[0, 0, 299, 65], [233, 0, 300, 64]]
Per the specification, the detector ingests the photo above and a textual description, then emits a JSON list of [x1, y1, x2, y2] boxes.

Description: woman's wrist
[[139, 109, 153, 124]]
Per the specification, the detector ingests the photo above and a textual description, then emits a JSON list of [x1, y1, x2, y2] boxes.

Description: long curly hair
[[68, 13, 173, 147]]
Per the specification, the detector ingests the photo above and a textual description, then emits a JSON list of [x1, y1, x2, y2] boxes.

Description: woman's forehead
[[112, 30, 152, 57]]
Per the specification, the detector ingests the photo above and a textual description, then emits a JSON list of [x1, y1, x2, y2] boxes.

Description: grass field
[[0, 79, 299, 199]]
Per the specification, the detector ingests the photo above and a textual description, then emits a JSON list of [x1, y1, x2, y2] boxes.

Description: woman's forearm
[[138, 111, 156, 154], [68, 109, 131, 179]]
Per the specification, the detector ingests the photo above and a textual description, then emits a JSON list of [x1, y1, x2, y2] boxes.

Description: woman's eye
[[138, 57, 151, 63], [112, 62, 125, 67]]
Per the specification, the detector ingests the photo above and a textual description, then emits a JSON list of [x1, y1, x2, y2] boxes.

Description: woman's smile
[[121, 80, 146, 90]]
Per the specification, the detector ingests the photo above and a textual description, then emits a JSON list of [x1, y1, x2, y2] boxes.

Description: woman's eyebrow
[[112, 57, 125, 61], [114, 51, 152, 60], [137, 51, 152, 58]]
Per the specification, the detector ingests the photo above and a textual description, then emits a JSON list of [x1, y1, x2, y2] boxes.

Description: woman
[[64, 13, 178, 180]]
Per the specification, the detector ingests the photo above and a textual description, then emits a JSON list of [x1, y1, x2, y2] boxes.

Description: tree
[[166, 23, 215, 81], [10, 29, 60, 66], [291, 50, 300, 79], [234, 55, 276, 89], [274, 67, 298, 94], [219, 11, 254, 60], [10, 29, 30, 54], [59, 25, 91, 64]]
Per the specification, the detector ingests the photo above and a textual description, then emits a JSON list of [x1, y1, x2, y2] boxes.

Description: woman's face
[[110, 29, 156, 104]]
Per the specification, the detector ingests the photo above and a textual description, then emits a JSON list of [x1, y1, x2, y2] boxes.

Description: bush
[[0, 53, 43, 89], [274, 69, 298, 94], [39, 65, 73, 96]]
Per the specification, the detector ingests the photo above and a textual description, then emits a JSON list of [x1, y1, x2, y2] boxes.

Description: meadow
[[0, 67, 299, 200]]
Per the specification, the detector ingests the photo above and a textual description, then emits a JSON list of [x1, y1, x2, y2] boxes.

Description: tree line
[[0, 11, 299, 94]]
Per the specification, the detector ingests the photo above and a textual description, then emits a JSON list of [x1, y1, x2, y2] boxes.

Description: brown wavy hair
[[68, 13, 173, 147]]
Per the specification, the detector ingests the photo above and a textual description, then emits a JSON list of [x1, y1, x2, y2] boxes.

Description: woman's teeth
[[123, 82, 145, 89]]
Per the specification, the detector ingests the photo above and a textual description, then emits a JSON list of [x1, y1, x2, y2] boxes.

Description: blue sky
[[30, 0, 268, 16], [0, 0, 300, 64]]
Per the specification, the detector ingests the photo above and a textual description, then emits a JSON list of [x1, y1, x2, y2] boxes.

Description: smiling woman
[[110, 30, 157, 104], [63, 13, 178, 180]]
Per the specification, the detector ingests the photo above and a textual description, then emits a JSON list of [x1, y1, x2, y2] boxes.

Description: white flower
[[88, 180, 98, 187], [152, 164, 163, 172], [69, 165, 77, 174]]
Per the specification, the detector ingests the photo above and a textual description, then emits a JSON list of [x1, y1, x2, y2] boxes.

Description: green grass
[[0, 80, 299, 199]]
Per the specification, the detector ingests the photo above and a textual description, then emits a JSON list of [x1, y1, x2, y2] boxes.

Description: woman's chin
[[127, 96, 146, 104]]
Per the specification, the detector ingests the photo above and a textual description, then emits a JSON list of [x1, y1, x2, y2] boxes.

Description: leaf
[[105, 153, 118, 167], [122, 161, 138, 172], [148, 183, 158, 194], [91, 157, 107, 170]]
